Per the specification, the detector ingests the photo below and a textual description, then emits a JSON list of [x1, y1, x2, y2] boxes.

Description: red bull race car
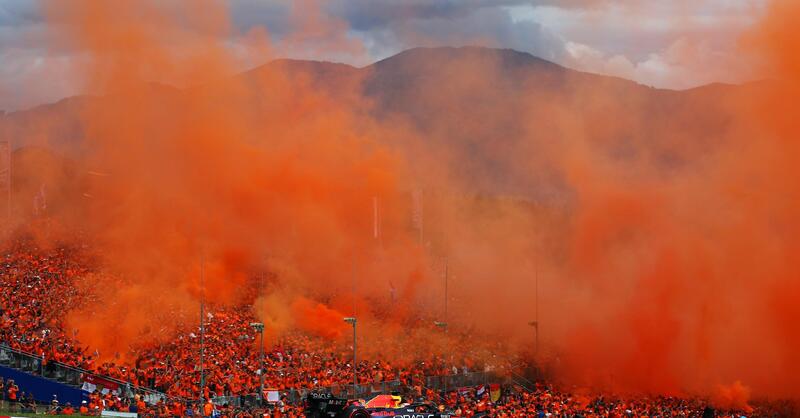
[[304, 392, 486, 418]]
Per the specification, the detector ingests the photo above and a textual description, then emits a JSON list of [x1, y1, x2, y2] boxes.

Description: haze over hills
[[0, 46, 746, 207], [6, 7, 800, 397]]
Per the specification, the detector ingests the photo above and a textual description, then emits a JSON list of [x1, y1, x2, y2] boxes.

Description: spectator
[[0, 232, 792, 418], [203, 399, 214, 418], [7, 379, 18, 407]]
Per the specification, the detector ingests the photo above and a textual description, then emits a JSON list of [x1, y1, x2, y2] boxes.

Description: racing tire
[[346, 407, 371, 418]]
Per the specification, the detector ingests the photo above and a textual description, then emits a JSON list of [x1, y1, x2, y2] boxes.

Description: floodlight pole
[[434, 321, 448, 394], [444, 259, 448, 326], [199, 255, 205, 401], [534, 261, 539, 356], [0, 141, 10, 222], [250, 323, 265, 403], [343, 317, 357, 395], [528, 321, 538, 357]]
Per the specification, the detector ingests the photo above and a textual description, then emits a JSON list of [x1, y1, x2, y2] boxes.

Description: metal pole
[[535, 262, 539, 357], [443, 260, 450, 396], [419, 189, 424, 246], [353, 321, 357, 394], [200, 255, 205, 401], [259, 329, 264, 403], [6, 141, 10, 221], [434, 321, 448, 394], [0, 141, 10, 222], [344, 317, 358, 397], [444, 259, 448, 327], [6, 141, 9, 221]]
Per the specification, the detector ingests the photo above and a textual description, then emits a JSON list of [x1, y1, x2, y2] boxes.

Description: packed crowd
[[0, 234, 510, 399], [444, 385, 747, 418], [0, 232, 792, 417]]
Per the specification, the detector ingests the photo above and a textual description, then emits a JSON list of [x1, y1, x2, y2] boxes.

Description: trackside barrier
[[217, 380, 406, 406], [0, 364, 87, 405], [425, 371, 497, 391], [2, 343, 522, 407], [211, 395, 242, 407], [0, 344, 82, 387], [276, 372, 504, 405], [0, 344, 172, 405]]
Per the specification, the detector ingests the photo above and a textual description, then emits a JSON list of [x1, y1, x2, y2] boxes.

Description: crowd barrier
[[0, 344, 170, 405], [425, 371, 494, 391], [2, 343, 520, 407], [0, 363, 87, 405], [215, 371, 506, 406]]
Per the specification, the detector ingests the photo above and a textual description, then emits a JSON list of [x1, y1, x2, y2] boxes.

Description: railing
[[211, 394, 253, 408], [0, 343, 83, 386], [234, 371, 508, 406], [426, 371, 495, 391], [212, 379, 407, 406], [2, 343, 527, 407], [0, 343, 171, 404], [507, 370, 537, 392]]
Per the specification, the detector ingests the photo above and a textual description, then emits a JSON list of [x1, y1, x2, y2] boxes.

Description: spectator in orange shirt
[[8, 381, 18, 404], [172, 400, 184, 418]]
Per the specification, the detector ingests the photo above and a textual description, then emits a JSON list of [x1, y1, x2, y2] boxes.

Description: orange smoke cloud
[[712, 381, 753, 413], [291, 297, 348, 340], [541, 0, 800, 398], [6, 0, 799, 403], [39, 0, 427, 358]]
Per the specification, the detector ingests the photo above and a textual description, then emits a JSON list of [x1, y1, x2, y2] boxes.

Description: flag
[[490, 384, 501, 402]]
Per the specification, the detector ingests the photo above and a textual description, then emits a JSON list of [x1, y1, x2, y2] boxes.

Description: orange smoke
[[544, 0, 800, 398], [6, 0, 799, 403], [712, 381, 753, 413], [39, 0, 426, 358], [291, 297, 348, 340]]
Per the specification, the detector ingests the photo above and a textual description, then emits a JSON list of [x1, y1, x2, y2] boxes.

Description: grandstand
[[1, 229, 784, 417]]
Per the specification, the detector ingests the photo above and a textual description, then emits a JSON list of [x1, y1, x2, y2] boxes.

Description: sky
[[0, 0, 766, 112]]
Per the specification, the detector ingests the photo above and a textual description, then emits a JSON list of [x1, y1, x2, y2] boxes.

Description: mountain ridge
[[2, 46, 741, 119], [0, 46, 746, 201]]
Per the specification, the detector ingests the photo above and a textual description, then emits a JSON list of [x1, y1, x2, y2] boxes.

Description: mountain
[[0, 46, 746, 205], [367, 47, 740, 195]]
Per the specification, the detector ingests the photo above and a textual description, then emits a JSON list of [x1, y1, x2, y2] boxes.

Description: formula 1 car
[[304, 393, 463, 418]]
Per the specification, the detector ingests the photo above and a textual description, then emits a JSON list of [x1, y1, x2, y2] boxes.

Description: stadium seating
[[0, 232, 779, 417]]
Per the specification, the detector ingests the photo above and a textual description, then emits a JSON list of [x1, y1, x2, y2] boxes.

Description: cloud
[[564, 35, 757, 89], [327, 0, 530, 31], [0, 0, 40, 27], [0, 1, 83, 111], [0, 48, 86, 111], [0, 0, 769, 110], [349, 4, 566, 64]]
